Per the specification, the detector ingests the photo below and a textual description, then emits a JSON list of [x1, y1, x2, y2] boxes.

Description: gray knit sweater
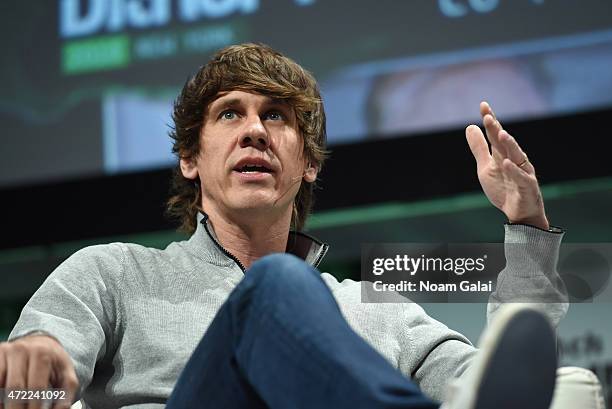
[[9, 216, 567, 408]]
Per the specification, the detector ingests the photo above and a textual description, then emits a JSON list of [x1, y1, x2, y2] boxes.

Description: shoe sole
[[473, 305, 558, 409]]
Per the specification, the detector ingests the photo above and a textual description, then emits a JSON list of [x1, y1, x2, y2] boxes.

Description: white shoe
[[441, 304, 557, 409]]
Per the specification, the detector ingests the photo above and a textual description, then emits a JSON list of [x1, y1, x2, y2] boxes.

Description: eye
[[264, 111, 283, 121], [220, 110, 237, 120]]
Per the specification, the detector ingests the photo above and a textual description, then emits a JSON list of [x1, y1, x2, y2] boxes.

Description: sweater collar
[[185, 212, 329, 272]]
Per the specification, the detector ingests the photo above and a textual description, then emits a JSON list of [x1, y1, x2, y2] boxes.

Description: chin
[[230, 192, 291, 215], [230, 193, 276, 211]]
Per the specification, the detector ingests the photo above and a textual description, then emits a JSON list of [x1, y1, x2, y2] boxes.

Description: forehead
[[208, 90, 291, 111]]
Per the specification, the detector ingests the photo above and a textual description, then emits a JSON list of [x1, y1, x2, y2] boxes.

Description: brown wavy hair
[[166, 43, 328, 234]]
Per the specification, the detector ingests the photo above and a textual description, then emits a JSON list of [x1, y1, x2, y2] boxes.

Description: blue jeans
[[166, 253, 439, 409]]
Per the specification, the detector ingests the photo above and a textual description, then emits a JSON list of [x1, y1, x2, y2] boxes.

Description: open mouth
[[235, 164, 273, 173]]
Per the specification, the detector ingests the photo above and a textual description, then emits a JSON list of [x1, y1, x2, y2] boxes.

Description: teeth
[[238, 163, 270, 173]]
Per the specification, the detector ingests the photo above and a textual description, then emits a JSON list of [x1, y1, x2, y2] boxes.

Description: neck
[[202, 205, 293, 270]]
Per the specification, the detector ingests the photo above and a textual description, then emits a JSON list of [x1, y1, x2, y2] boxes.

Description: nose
[[239, 115, 270, 151]]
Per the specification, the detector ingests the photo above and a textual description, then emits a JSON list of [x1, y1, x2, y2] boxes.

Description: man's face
[[181, 90, 317, 220]]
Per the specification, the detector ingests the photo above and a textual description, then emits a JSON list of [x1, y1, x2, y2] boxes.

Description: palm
[[466, 102, 548, 230]]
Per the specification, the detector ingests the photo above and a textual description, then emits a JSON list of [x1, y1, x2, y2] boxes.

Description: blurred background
[[1, 0, 611, 405]]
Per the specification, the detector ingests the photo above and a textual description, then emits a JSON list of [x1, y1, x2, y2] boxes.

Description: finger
[[482, 113, 507, 159], [480, 100, 496, 119], [5, 347, 27, 409], [26, 354, 51, 409], [502, 158, 534, 187], [465, 125, 491, 170], [480, 102, 506, 160], [51, 365, 78, 409], [499, 130, 535, 175]]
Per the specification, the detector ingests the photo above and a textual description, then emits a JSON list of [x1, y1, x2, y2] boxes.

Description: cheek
[[200, 136, 230, 168], [283, 128, 305, 157]]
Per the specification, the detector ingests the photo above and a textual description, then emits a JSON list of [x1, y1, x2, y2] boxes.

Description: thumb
[[465, 125, 490, 171]]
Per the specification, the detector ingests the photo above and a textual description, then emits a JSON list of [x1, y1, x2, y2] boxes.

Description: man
[[2, 43, 565, 408]]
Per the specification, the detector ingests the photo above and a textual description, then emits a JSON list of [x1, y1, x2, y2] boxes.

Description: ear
[[303, 162, 318, 183], [180, 156, 199, 180]]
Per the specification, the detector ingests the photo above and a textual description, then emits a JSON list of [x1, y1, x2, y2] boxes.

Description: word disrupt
[[373, 280, 493, 292], [372, 255, 486, 276], [60, 0, 315, 39]]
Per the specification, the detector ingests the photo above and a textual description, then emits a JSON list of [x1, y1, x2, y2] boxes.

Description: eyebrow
[[211, 98, 240, 111], [209, 96, 291, 115]]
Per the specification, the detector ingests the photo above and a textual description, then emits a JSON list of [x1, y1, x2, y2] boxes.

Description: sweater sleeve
[[8, 244, 123, 395], [410, 224, 568, 401], [487, 223, 568, 327], [329, 223, 569, 402]]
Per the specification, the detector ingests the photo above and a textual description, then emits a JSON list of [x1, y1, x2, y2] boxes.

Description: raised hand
[[466, 101, 549, 230]]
